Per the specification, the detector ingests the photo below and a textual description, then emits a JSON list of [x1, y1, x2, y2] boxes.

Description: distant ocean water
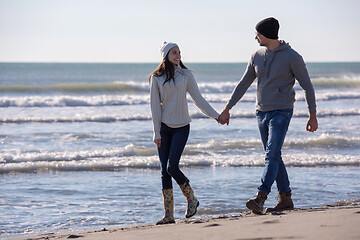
[[1, 62, 360, 239]]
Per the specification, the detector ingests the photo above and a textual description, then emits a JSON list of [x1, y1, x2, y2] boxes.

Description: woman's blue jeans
[[158, 123, 189, 189], [256, 109, 293, 195]]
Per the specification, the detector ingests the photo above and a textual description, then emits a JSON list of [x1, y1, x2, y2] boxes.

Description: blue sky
[[1, 0, 359, 62]]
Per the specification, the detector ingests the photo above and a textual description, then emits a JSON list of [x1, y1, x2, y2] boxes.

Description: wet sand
[[14, 204, 360, 240]]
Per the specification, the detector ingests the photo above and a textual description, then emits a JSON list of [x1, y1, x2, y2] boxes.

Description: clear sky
[[1, 0, 359, 63]]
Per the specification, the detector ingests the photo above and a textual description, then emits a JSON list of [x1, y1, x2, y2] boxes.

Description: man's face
[[255, 32, 267, 46]]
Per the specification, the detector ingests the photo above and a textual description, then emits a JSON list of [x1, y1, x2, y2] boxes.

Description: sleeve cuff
[[153, 131, 161, 141]]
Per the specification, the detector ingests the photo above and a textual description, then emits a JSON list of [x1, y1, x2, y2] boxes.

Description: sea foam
[[1, 89, 360, 108], [1, 134, 359, 173], [1, 108, 359, 124]]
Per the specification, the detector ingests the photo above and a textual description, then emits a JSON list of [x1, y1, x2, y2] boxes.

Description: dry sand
[[14, 204, 360, 240]]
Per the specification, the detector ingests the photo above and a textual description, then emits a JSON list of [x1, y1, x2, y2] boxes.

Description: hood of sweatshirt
[[267, 40, 290, 53], [256, 40, 291, 79]]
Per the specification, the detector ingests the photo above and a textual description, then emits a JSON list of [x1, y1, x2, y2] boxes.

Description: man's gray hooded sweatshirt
[[227, 41, 317, 114]]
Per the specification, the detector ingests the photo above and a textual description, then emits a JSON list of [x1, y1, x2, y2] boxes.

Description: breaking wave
[[1, 90, 360, 108], [1, 109, 359, 124], [1, 134, 359, 173]]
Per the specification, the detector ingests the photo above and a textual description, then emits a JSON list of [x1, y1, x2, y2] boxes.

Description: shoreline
[[11, 203, 360, 240]]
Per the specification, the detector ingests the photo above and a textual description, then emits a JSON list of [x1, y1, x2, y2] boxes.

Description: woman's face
[[167, 46, 181, 66]]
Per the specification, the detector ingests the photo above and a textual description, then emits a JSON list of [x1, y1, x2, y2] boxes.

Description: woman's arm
[[150, 76, 162, 141], [186, 72, 220, 120]]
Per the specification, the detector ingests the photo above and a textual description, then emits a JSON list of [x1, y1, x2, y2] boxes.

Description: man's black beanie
[[256, 17, 280, 39]]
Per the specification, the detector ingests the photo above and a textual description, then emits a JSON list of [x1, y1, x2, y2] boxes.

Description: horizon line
[[1, 61, 360, 64]]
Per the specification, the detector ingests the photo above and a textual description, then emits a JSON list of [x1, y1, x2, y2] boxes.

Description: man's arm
[[291, 56, 317, 114], [219, 57, 256, 125], [290, 55, 318, 132]]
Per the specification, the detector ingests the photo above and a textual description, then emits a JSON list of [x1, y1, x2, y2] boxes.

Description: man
[[218, 17, 318, 214]]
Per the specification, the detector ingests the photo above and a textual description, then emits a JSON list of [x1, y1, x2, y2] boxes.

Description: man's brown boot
[[266, 192, 294, 213], [246, 191, 267, 214]]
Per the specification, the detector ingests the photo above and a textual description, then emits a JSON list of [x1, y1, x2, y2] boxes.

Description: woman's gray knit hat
[[160, 42, 178, 59]]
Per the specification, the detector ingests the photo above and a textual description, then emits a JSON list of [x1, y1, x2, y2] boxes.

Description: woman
[[149, 42, 220, 224]]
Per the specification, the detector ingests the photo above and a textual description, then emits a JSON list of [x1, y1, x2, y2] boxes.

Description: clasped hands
[[217, 108, 319, 133], [216, 107, 231, 125]]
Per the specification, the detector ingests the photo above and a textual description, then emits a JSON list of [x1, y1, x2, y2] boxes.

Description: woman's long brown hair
[[148, 57, 187, 85]]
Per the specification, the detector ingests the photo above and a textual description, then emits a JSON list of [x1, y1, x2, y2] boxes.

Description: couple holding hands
[[149, 17, 318, 224]]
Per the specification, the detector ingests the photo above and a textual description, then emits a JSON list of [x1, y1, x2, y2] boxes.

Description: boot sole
[[156, 219, 175, 225], [266, 207, 294, 213], [185, 201, 200, 218], [246, 201, 263, 214]]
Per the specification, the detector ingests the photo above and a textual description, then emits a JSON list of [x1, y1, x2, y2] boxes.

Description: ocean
[[1, 62, 360, 239]]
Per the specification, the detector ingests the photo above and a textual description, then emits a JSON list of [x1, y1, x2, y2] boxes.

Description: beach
[[1, 62, 360, 239], [13, 204, 360, 240], [1, 0, 360, 239]]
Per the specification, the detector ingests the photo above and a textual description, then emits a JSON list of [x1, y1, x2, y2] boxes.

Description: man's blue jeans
[[256, 109, 293, 195]]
